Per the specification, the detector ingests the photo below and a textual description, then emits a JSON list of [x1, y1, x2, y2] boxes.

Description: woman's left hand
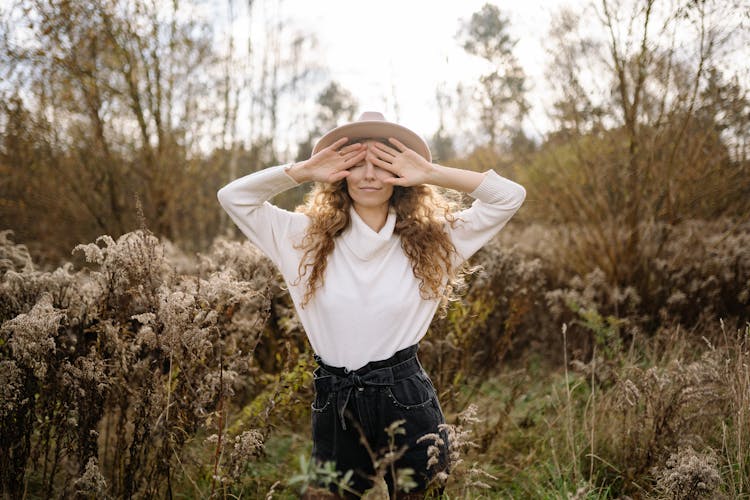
[[366, 138, 435, 187]]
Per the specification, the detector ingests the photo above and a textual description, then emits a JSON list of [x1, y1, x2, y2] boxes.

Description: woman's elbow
[[512, 183, 527, 208], [217, 186, 233, 208]]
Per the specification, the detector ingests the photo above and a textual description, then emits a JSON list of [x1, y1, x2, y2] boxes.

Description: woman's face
[[345, 140, 396, 208]]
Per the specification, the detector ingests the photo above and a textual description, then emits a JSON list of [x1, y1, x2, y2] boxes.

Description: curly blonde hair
[[291, 138, 473, 316]]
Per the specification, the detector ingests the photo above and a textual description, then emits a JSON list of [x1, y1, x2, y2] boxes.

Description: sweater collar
[[340, 205, 397, 260]]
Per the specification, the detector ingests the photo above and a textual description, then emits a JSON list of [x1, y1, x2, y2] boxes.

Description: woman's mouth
[[359, 187, 381, 191]]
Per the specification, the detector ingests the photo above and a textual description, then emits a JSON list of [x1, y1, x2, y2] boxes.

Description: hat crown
[[358, 111, 386, 122], [311, 109, 431, 162]]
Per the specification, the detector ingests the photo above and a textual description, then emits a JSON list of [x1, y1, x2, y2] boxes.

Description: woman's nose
[[364, 158, 376, 178]]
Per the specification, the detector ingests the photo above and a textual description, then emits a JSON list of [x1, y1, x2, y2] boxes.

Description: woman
[[217, 111, 526, 498]]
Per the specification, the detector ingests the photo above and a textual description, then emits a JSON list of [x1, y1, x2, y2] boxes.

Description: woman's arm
[[217, 164, 304, 267], [217, 138, 367, 267], [444, 168, 526, 264], [424, 163, 486, 193], [368, 137, 526, 264]]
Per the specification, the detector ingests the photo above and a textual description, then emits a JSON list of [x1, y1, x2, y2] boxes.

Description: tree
[[456, 3, 529, 151], [429, 82, 457, 162], [0, 0, 324, 263], [294, 81, 358, 163], [528, 0, 749, 288], [0, 0, 223, 260]]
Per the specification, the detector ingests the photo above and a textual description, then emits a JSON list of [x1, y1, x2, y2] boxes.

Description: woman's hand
[[366, 138, 435, 187], [286, 137, 366, 184]]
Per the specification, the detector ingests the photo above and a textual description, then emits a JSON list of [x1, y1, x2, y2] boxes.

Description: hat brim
[[312, 121, 432, 162]]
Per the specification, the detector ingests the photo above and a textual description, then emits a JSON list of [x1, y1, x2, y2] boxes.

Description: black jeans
[[309, 344, 450, 498]]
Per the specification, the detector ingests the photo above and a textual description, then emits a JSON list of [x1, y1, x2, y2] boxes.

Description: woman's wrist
[[285, 161, 309, 184], [427, 163, 486, 193]]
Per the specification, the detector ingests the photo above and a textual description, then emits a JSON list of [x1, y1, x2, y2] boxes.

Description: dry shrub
[[2, 213, 749, 496], [421, 238, 550, 394], [0, 229, 79, 325], [542, 219, 750, 357], [652, 445, 722, 499], [0, 229, 276, 497], [422, 217, 750, 382], [646, 220, 750, 327], [0, 229, 33, 274], [607, 351, 726, 476], [74, 457, 110, 499], [546, 267, 642, 362], [719, 323, 750, 495], [589, 324, 749, 495], [0, 292, 63, 494], [418, 403, 498, 496]]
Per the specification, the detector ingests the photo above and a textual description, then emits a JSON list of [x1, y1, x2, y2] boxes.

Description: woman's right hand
[[285, 137, 366, 184]]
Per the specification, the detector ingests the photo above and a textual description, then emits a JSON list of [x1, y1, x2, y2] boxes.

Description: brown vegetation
[[1, 0, 748, 497]]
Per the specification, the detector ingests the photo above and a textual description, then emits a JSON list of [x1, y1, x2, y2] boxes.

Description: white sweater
[[217, 163, 526, 370]]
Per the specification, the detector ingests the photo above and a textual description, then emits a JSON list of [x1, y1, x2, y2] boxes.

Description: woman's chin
[[351, 197, 392, 210]]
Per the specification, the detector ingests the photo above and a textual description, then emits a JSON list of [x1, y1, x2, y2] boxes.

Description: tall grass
[[1, 217, 748, 497]]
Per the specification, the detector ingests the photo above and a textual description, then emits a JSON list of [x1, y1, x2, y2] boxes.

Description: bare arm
[[424, 163, 486, 193]]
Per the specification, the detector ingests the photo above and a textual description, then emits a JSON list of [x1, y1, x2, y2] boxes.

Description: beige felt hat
[[312, 111, 432, 162]]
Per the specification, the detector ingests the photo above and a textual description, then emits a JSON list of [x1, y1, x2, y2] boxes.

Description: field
[[2, 218, 748, 498], [1, 0, 748, 497]]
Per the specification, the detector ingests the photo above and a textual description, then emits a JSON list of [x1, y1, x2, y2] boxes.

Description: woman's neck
[[353, 202, 389, 233]]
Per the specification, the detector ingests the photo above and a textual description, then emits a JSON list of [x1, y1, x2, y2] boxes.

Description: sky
[[0, 0, 577, 157], [3, 0, 747, 159], [288, 0, 567, 139], [218, 0, 574, 156]]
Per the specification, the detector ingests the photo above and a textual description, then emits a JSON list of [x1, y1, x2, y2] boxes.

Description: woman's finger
[[371, 142, 398, 158], [387, 137, 407, 152], [369, 153, 398, 173], [340, 143, 364, 155], [330, 169, 351, 182], [342, 148, 366, 164], [327, 137, 349, 151], [374, 144, 398, 162], [383, 176, 409, 187]]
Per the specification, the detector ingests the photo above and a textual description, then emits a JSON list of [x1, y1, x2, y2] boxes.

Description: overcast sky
[[4, 0, 746, 158], [285, 0, 570, 138], [212, 0, 576, 155], [213, 0, 748, 158]]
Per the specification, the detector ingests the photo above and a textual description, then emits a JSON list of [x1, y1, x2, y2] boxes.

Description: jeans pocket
[[386, 371, 435, 410], [311, 370, 333, 412], [311, 389, 332, 412]]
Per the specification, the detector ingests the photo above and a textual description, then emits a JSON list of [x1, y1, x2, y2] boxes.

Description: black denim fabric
[[309, 344, 450, 498]]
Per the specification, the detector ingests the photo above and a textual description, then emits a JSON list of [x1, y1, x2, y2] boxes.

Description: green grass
[[168, 339, 748, 499]]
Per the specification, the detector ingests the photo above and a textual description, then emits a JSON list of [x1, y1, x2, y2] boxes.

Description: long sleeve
[[447, 169, 526, 265], [217, 163, 307, 268]]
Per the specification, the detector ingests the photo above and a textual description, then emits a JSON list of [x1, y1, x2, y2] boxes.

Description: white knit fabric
[[217, 163, 526, 370]]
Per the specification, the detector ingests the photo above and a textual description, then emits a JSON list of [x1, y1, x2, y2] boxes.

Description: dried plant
[[652, 446, 722, 499], [0, 229, 34, 275], [0, 229, 274, 497], [418, 403, 497, 495], [74, 457, 110, 499], [1, 209, 749, 497], [598, 346, 727, 482]]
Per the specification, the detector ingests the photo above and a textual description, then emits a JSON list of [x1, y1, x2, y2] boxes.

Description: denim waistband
[[314, 343, 420, 378], [312, 344, 422, 430]]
